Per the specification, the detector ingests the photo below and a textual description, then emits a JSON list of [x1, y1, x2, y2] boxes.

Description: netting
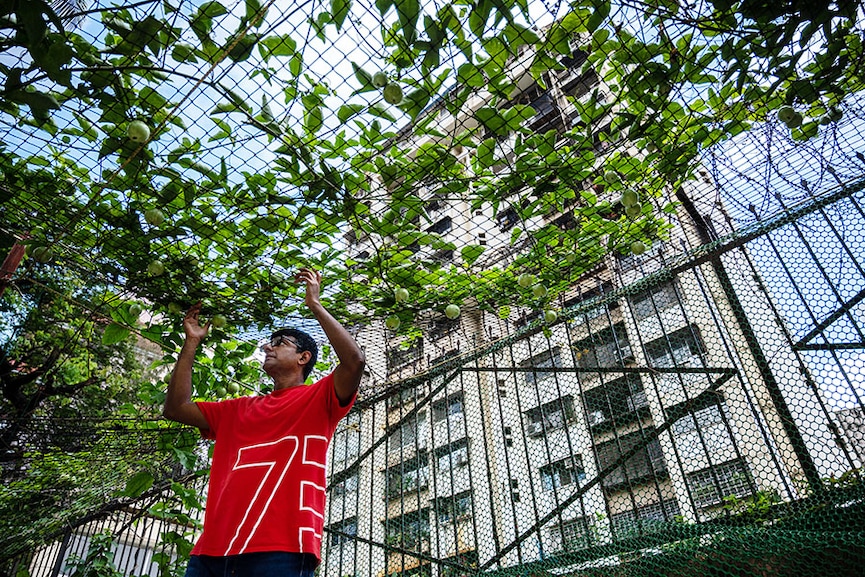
[[2, 0, 865, 575]]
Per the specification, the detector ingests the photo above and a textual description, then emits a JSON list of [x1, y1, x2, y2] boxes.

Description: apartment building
[[321, 40, 838, 577]]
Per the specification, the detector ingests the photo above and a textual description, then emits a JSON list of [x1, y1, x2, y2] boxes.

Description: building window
[[440, 551, 478, 577], [687, 458, 754, 508], [630, 281, 680, 320], [387, 386, 420, 410], [427, 216, 452, 235], [525, 395, 576, 436], [672, 403, 725, 435], [332, 413, 361, 463], [521, 346, 563, 385], [596, 430, 667, 490], [384, 509, 431, 552], [387, 339, 424, 371], [644, 325, 705, 368], [388, 412, 427, 453], [434, 490, 472, 523], [327, 517, 357, 547], [330, 472, 359, 496], [429, 317, 460, 341], [611, 499, 680, 538], [573, 323, 633, 369], [497, 207, 519, 231], [553, 517, 591, 552], [540, 455, 585, 490], [564, 281, 615, 320], [582, 374, 647, 427], [385, 454, 430, 499], [436, 439, 469, 471], [433, 393, 464, 422], [553, 211, 578, 230]]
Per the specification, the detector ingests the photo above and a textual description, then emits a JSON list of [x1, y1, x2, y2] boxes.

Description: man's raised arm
[[163, 303, 211, 430], [297, 268, 365, 406]]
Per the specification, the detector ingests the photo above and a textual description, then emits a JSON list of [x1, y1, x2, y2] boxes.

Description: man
[[163, 268, 365, 577]]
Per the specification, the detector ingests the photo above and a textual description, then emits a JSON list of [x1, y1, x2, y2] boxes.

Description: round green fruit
[[32, 246, 54, 263], [777, 105, 796, 124], [211, 314, 227, 328], [517, 273, 535, 288], [620, 190, 639, 208], [820, 107, 843, 124], [129, 303, 143, 317], [625, 203, 642, 219], [630, 241, 647, 256], [544, 309, 558, 324], [444, 304, 461, 319], [216, 386, 227, 397], [604, 170, 620, 184], [227, 382, 241, 394], [383, 83, 403, 105], [385, 315, 401, 330], [395, 287, 409, 303], [784, 111, 803, 129], [144, 208, 165, 226], [532, 284, 548, 299], [147, 259, 165, 276], [373, 71, 388, 88], [127, 120, 151, 143]]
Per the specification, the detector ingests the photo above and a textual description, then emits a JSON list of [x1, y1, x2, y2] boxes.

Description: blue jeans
[[184, 552, 318, 577]]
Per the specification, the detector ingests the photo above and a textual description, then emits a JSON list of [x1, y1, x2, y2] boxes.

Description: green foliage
[[0, 0, 863, 402], [65, 532, 122, 577]]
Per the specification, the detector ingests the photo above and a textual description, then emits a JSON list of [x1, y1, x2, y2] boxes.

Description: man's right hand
[[183, 302, 211, 343], [163, 302, 211, 430]]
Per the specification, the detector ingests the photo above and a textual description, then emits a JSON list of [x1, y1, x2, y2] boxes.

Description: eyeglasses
[[260, 335, 301, 352]]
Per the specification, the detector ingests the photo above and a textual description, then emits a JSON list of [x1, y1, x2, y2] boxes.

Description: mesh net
[[2, 0, 865, 575]]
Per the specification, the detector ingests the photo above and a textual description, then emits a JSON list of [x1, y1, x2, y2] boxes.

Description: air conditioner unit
[[589, 411, 606, 426], [528, 422, 544, 436]]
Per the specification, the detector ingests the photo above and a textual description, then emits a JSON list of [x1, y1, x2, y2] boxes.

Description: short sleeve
[[196, 399, 236, 440], [319, 373, 356, 425]]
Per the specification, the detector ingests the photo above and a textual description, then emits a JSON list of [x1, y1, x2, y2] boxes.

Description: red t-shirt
[[191, 374, 354, 559]]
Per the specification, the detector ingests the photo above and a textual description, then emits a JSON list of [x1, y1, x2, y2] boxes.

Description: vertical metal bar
[[676, 188, 824, 493]]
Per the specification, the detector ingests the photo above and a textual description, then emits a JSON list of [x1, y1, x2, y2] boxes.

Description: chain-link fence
[[2, 0, 865, 575]]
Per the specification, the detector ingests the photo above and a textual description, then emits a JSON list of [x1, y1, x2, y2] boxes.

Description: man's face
[[260, 334, 305, 376]]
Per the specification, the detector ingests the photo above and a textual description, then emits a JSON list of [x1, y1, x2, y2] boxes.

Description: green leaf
[[331, 0, 351, 31], [376, 0, 393, 17], [461, 245, 486, 266], [395, 0, 421, 44], [304, 106, 324, 134], [209, 118, 232, 141], [260, 34, 297, 59], [457, 62, 486, 87], [368, 103, 397, 121], [338, 103, 365, 124], [102, 322, 130, 345], [245, 0, 266, 24], [119, 471, 155, 497], [476, 137, 496, 168], [351, 62, 378, 94], [475, 107, 508, 135]]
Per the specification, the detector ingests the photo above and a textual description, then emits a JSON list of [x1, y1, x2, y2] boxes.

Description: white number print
[[225, 436, 300, 555]]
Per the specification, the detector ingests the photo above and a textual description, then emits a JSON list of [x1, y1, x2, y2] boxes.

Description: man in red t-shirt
[[163, 268, 365, 577]]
